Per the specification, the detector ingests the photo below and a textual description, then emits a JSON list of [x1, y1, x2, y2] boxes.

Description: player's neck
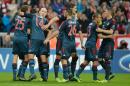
[[67, 16, 72, 19]]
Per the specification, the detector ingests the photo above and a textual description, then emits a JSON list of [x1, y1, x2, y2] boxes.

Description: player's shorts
[[85, 47, 98, 61], [56, 37, 62, 55], [28, 39, 49, 55], [18, 52, 25, 60], [12, 37, 28, 55], [36, 43, 50, 58], [98, 41, 114, 60], [61, 40, 76, 59]]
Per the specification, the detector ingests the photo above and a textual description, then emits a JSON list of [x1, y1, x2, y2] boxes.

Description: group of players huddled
[[5, 3, 117, 83]]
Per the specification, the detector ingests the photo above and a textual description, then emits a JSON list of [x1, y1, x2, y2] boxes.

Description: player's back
[[31, 14, 45, 40], [14, 15, 29, 39], [85, 22, 98, 48], [59, 19, 80, 41], [102, 18, 115, 42]]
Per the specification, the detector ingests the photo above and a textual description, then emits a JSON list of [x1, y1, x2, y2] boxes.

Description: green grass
[[0, 72, 129, 86]]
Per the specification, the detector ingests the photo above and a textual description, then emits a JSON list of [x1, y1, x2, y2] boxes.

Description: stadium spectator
[[99, 0, 111, 7], [115, 9, 127, 35], [77, 13, 88, 33], [47, 7, 58, 29], [124, 1, 130, 34], [77, 0, 87, 13], [117, 40, 129, 49], [2, 10, 12, 32], [51, 0, 64, 14], [39, 0, 51, 8], [1, 0, 8, 15], [7, 0, 18, 18]]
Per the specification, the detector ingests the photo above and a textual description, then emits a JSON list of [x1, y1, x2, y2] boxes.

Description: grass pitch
[[0, 72, 129, 86]]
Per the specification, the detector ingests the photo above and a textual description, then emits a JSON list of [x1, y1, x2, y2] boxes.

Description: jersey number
[[68, 25, 77, 36], [15, 19, 24, 30]]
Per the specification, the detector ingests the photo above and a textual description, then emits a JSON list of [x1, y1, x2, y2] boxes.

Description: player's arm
[[77, 23, 84, 48], [42, 16, 60, 30], [44, 21, 65, 45], [44, 29, 59, 45], [5, 14, 17, 42], [79, 31, 84, 49], [96, 28, 114, 35], [46, 29, 59, 40], [98, 33, 113, 39]]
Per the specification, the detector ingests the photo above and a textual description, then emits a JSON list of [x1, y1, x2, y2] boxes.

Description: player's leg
[[60, 47, 72, 82], [39, 44, 50, 81], [17, 53, 24, 78], [12, 54, 19, 81], [98, 43, 107, 71], [37, 56, 43, 79], [28, 39, 41, 81], [104, 44, 114, 81], [54, 37, 62, 79], [12, 39, 19, 81], [54, 54, 61, 79], [40, 54, 48, 81], [18, 39, 29, 80], [19, 54, 28, 81], [92, 60, 99, 81], [71, 52, 78, 77], [61, 57, 69, 82], [89, 48, 100, 82]]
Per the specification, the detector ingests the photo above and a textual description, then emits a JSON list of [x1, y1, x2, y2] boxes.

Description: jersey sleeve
[[7, 15, 18, 35], [58, 15, 66, 22]]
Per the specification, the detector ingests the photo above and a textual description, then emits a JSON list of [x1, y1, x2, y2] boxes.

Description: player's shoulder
[[89, 22, 96, 26], [58, 14, 65, 18]]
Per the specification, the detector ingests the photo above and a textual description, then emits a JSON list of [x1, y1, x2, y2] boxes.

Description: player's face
[[63, 10, 68, 17], [97, 15, 102, 22], [39, 8, 47, 17], [72, 6, 77, 14], [102, 10, 108, 19], [96, 15, 102, 25]]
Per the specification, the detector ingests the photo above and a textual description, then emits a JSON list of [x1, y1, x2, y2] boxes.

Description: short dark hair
[[20, 5, 29, 13]]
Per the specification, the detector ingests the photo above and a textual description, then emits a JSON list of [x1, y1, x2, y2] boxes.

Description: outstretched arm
[[42, 16, 60, 30], [79, 31, 84, 47]]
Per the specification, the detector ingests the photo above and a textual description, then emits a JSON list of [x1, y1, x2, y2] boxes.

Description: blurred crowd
[[0, 0, 130, 48]]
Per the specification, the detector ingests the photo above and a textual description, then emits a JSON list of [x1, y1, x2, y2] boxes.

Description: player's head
[[67, 9, 73, 18], [102, 8, 112, 19], [92, 13, 102, 25], [70, 3, 77, 14], [20, 5, 29, 13], [38, 7, 47, 17]]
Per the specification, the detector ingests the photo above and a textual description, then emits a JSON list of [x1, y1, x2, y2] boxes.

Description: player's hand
[[44, 39, 49, 45], [96, 28, 103, 32], [4, 35, 11, 43], [42, 24, 50, 30]]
